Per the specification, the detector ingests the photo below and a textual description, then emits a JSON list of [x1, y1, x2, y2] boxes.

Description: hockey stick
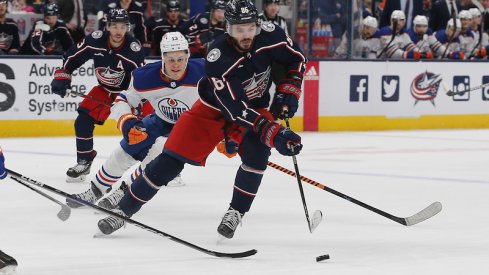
[[8, 175, 71, 221], [283, 114, 322, 233], [266, 161, 442, 226], [68, 89, 112, 107], [468, 11, 485, 59], [442, 5, 457, 59], [445, 81, 489, 96], [6, 168, 257, 258], [376, 19, 398, 58]]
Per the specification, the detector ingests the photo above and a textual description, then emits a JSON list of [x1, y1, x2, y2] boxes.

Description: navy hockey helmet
[[211, 0, 227, 10], [107, 8, 130, 24], [225, 0, 259, 25], [44, 3, 60, 16], [167, 0, 181, 12]]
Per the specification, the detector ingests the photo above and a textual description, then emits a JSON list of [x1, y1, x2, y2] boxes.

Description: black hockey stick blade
[[9, 175, 71, 221], [6, 168, 257, 258]]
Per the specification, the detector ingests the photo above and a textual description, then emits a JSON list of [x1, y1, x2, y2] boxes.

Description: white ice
[[1, 129, 488, 275]]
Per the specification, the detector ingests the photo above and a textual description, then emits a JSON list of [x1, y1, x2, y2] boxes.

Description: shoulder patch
[[108, 3, 116, 8], [92, 30, 103, 39], [200, 17, 208, 25], [206, 48, 221, 62], [130, 42, 142, 52], [261, 21, 276, 32]]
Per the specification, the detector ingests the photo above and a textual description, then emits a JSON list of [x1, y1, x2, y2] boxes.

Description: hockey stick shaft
[[5, 168, 256, 258], [68, 89, 112, 107], [446, 82, 489, 96], [283, 115, 319, 233], [267, 161, 442, 226], [9, 175, 71, 221], [376, 19, 398, 58]]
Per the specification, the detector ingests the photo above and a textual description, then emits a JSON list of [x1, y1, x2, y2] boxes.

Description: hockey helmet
[[413, 15, 428, 27], [211, 0, 227, 10], [391, 10, 406, 21], [264, 0, 281, 4], [362, 16, 378, 29], [0, 0, 7, 6], [44, 3, 60, 16], [107, 8, 130, 24], [447, 18, 462, 30], [167, 0, 181, 12], [458, 10, 473, 20], [160, 31, 189, 54], [469, 8, 481, 17]]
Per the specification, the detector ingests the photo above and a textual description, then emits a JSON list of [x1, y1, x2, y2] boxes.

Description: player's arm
[[30, 29, 46, 55], [57, 26, 74, 51], [130, 10, 148, 45], [0, 147, 7, 180], [9, 24, 20, 54]]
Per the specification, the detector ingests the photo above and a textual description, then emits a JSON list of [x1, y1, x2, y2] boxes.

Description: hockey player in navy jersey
[[0, 0, 20, 55], [0, 148, 18, 274], [149, 0, 184, 56], [51, 8, 145, 183], [66, 32, 204, 209], [97, 0, 305, 238], [181, 0, 226, 58]]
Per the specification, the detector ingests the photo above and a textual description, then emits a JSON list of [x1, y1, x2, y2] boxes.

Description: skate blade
[[93, 228, 110, 238], [216, 234, 228, 245], [66, 175, 87, 183], [165, 181, 186, 187]]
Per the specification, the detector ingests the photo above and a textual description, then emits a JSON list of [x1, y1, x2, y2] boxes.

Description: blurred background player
[[50, 8, 145, 183], [99, 0, 147, 53], [432, 18, 465, 59], [66, 32, 204, 209], [259, 0, 288, 35], [406, 15, 434, 59], [0, 0, 20, 55], [96, 0, 305, 238], [0, 147, 18, 275], [150, 0, 184, 56], [458, 10, 475, 57], [469, 8, 489, 59], [181, 0, 226, 58], [334, 15, 380, 59], [23, 3, 74, 55]]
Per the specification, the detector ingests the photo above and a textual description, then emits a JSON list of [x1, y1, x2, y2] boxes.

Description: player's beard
[[236, 38, 254, 51]]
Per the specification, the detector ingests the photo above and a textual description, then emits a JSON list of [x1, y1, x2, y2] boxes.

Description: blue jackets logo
[[382, 76, 399, 101], [350, 75, 368, 102], [410, 71, 442, 106]]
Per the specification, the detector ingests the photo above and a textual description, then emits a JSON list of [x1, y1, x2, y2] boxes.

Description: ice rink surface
[[1, 129, 488, 275]]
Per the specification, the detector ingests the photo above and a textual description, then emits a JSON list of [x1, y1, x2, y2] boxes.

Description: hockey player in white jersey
[[469, 8, 489, 58], [405, 15, 435, 59], [374, 10, 420, 59], [66, 32, 204, 209], [334, 16, 380, 59], [458, 10, 476, 57], [432, 18, 465, 59]]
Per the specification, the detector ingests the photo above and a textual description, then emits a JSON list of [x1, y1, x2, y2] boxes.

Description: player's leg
[[217, 131, 271, 239], [0, 250, 17, 274]]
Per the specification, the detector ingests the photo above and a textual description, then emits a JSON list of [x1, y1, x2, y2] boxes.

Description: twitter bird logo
[[382, 76, 399, 101]]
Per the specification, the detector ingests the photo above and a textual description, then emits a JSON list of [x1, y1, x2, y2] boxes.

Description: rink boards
[[1, 58, 489, 137]]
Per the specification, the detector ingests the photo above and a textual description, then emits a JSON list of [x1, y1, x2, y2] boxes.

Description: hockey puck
[[316, 254, 330, 262]]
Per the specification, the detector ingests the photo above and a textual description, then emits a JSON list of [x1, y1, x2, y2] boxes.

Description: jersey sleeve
[[57, 27, 74, 51], [111, 75, 145, 122], [267, 25, 307, 75], [62, 33, 98, 73], [30, 29, 45, 54]]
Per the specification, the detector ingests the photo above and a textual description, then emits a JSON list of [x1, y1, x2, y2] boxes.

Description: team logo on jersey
[[207, 48, 221, 62], [200, 17, 208, 25], [261, 21, 276, 32], [0, 33, 13, 50], [91, 30, 103, 39], [130, 42, 141, 52], [95, 67, 125, 88], [242, 66, 271, 100], [410, 71, 442, 106], [157, 98, 190, 123]]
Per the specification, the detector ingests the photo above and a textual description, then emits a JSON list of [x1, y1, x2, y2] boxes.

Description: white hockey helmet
[[413, 15, 428, 27], [469, 8, 481, 17], [447, 18, 462, 30], [458, 10, 473, 20], [391, 10, 406, 21], [160, 31, 189, 55], [362, 16, 378, 29]]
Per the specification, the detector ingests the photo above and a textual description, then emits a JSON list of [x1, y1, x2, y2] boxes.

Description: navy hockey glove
[[0, 147, 6, 180], [271, 72, 303, 119], [118, 114, 148, 145], [51, 69, 72, 98], [254, 116, 302, 156]]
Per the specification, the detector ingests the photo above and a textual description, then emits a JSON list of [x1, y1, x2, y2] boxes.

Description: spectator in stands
[[259, 0, 288, 35], [21, 3, 74, 55], [380, 0, 423, 29], [150, 0, 184, 56], [9, 0, 35, 13], [181, 0, 226, 58], [57, 0, 86, 43], [429, 0, 460, 32], [313, 0, 347, 48], [460, 0, 479, 11], [0, 0, 21, 55]]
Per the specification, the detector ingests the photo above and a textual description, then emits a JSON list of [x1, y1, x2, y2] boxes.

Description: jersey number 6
[[210, 77, 225, 91]]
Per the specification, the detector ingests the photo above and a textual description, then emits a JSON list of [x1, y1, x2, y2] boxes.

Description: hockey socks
[[229, 165, 264, 213]]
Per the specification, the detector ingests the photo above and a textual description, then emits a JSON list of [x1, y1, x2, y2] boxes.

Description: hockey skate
[[217, 207, 244, 239], [66, 151, 97, 183], [66, 182, 103, 208], [166, 173, 185, 187], [97, 207, 128, 235], [0, 250, 17, 275], [98, 182, 128, 210]]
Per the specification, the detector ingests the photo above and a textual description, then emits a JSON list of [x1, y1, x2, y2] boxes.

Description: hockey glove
[[51, 68, 72, 98], [118, 114, 148, 145], [448, 51, 464, 60], [475, 47, 487, 58], [420, 51, 433, 59], [216, 139, 239, 158], [0, 147, 6, 179], [403, 49, 421, 59], [254, 116, 302, 156], [44, 47, 64, 55], [270, 71, 303, 119]]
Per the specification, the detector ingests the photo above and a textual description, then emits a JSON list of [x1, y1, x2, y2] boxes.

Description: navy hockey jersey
[[181, 12, 225, 52], [199, 21, 306, 130], [0, 18, 20, 54], [62, 30, 145, 92], [151, 18, 184, 56], [29, 20, 74, 55]]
